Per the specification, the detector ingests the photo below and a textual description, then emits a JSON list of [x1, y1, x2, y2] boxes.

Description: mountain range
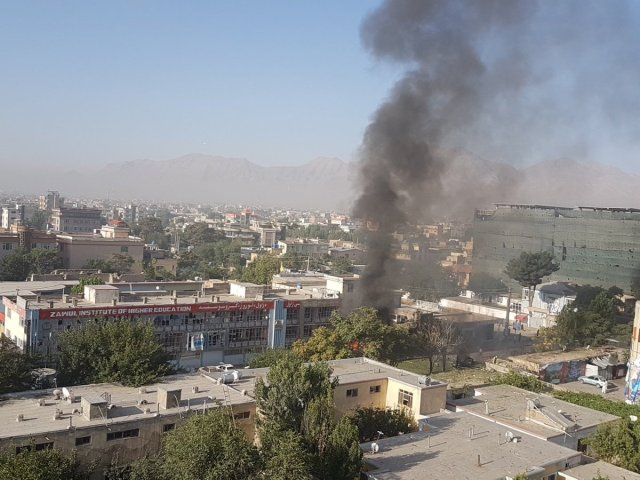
[[2, 153, 639, 215]]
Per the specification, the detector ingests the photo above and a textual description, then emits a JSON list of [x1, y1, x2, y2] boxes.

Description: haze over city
[[3, 2, 640, 480], [2, 0, 640, 180]]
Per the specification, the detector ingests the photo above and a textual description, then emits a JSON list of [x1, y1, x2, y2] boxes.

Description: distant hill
[[2, 153, 639, 213]]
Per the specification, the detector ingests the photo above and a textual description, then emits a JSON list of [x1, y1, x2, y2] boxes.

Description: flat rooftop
[[0, 357, 442, 439], [559, 460, 640, 480], [0, 373, 254, 439], [362, 411, 582, 480], [453, 385, 619, 440], [200, 357, 446, 399], [17, 289, 335, 311], [0, 281, 78, 297]]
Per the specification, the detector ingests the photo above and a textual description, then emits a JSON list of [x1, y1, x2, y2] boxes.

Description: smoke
[[354, 0, 640, 310]]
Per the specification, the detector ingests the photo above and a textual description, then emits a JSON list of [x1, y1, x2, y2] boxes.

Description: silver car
[[578, 375, 608, 388]]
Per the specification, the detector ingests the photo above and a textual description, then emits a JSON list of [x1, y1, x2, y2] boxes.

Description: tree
[[585, 419, 640, 473], [26, 248, 62, 274], [0, 448, 83, 480], [292, 307, 409, 364], [182, 223, 225, 247], [504, 251, 560, 306], [109, 253, 135, 273], [318, 417, 363, 480], [83, 254, 135, 274], [255, 352, 336, 434], [260, 427, 313, 480], [431, 320, 463, 372], [160, 409, 260, 480], [248, 348, 292, 368], [0, 336, 35, 394], [349, 407, 417, 442], [410, 314, 441, 374], [0, 249, 31, 280], [56, 319, 171, 387], [241, 254, 281, 285], [70, 276, 105, 295], [132, 217, 170, 249], [254, 353, 362, 480], [329, 257, 355, 274]]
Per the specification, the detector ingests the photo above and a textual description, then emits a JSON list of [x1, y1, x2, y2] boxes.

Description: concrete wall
[[440, 298, 507, 319]]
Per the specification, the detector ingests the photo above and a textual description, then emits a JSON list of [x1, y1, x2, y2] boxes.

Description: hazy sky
[[1, 1, 639, 172], [1, 1, 397, 169]]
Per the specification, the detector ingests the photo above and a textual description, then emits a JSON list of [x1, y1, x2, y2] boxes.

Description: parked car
[[578, 375, 609, 388]]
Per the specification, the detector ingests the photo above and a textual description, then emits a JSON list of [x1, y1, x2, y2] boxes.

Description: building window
[[304, 308, 312, 319], [107, 428, 139, 441], [75, 436, 91, 446], [346, 388, 358, 398], [120, 246, 129, 253], [398, 389, 413, 408], [163, 423, 176, 433], [286, 308, 299, 321], [370, 385, 381, 394], [2, 243, 12, 251], [233, 411, 251, 420], [318, 307, 335, 319], [347, 283, 354, 293]]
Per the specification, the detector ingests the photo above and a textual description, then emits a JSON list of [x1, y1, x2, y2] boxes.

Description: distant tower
[[625, 302, 640, 404]]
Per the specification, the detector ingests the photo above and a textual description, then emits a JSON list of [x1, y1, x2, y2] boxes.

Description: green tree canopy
[[292, 307, 409, 364], [0, 448, 83, 480], [0, 248, 61, 280], [504, 251, 560, 305], [254, 352, 362, 480], [241, 254, 281, 285], [0, 336, 35, 394], [83, 253, 135, 274], [56, 319, 171, 387], [27, 248, 62, 274], [348, 407, 417, 442], [70, 276, 105, 295], [159, 409, 260, 480], [585, 419, 640, 473], [181, 223, 225, 247]]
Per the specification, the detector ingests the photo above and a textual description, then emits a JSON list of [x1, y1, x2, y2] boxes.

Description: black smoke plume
[[353, 0, 639, 310]]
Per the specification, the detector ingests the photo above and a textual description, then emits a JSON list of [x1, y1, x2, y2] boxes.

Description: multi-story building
[[2, 280, 341, 367], [0, 357, 447, 479], [1, 204, 25, 228], [57, 224, 144, 271], [39, 190, 64, 211], [473, 204, 640, 292], [278, 238, 330, 258], [0, 225, 57, 261], [51, 207, 102, 233]]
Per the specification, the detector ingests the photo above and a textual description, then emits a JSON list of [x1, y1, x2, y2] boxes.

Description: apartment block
[[473, 204, 640, 292], [2, 280, 340, 367], [51, 207, 102, 233]]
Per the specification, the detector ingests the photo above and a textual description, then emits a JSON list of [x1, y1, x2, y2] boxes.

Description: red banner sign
[[38, 301, 276, 320]]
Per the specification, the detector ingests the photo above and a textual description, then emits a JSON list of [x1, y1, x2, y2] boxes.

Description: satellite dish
[[62, 387, 71, 400], [505, 431, 514, 441], [371, 442, 380, 454]]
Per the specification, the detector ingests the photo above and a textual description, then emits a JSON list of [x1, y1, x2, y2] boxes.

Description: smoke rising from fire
[[354, 0, 640, 310]]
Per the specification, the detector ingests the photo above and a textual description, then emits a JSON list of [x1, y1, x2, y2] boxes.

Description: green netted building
[[472, 204, 640, 292]]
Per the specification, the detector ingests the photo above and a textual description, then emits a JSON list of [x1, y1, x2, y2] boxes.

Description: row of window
[[344, 386, 413, 408], [346, 385, 382, 398]]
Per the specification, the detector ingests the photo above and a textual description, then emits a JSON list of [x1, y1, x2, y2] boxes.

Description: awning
[[515, 314, 528, 322]]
